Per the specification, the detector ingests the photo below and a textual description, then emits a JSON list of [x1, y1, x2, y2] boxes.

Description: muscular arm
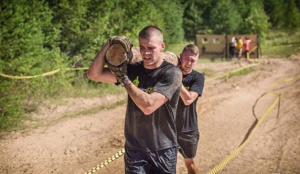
[[180, 84, 199, 106], [124, 81, 168, 115], [87, 42, 167, 115], [86, 41, 117, 83]]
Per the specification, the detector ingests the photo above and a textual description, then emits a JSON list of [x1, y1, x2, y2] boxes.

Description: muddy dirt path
[[0, 58, 299, 174]]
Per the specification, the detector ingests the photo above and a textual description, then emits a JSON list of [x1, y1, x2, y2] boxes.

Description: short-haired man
[[86, 26, 182, 173], [177, 44, 205, 174]]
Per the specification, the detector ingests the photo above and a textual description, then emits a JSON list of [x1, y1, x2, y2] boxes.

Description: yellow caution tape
[[206, 73, 300, 174], [268, 74, 300, 91], [0, 69, 62, 79], [206, 64, 259, 83], [206, 96, 280, 174], [84, 148, 125, 174], [246, 46, 258, 59], [0, 67, 88, 79]]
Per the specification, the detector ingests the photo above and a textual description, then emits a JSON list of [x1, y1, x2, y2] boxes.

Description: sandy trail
[[0, 58, 299, 174]]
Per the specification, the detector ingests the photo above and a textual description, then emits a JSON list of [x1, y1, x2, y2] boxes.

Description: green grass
[[0, 75, 127, 132], [261, 30, 300, 58], [70, 81, 126, 98], [215, 67, 255, 80], [264, 30, 300, 46], [228, 67, 255, 78], [14, 98, 127, 131], [198, 58, 226, 63], [260, 44, 299, 58], [167, 41, 192, 55], [53, 75, 127, 99], [195, 68, 215, 75], [37, 99, 127, 129]]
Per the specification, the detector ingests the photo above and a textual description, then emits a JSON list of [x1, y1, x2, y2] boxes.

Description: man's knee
[[184, 158, 196, 166]]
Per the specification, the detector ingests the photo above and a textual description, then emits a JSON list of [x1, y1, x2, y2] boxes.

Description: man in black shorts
[[176, 44, 205, 174], [86, 26, 182, 174]]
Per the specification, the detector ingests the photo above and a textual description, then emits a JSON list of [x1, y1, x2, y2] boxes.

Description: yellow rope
[[206, 97, 280, 174], [206, 64, 259, 83], [0, 67, 88, 79], [84, 148, 125, 174], [206, 73, 300, 174]]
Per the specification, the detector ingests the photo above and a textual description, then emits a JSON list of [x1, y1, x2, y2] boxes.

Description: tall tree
[[48, 0, 166, 67], [0, 0, 61, 75], [296, 0, 300, 9], [244, 1, 270, 42], [0, 0, 64, 130], [151, 0, 184, 44], [49, 0, 95, 67], [263, 0, 300, 31], [284, 0, 300, 33], [182, 2, 204, 41], [209, 0, 242, 34], [232, 0, 247, 18], [263, 0, 287, 29], [104, 0, 161, 39]]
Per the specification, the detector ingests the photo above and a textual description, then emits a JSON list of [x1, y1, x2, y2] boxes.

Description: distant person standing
[[244, 37, 251, 58], [177, 44, 205, 174], [237, 37, 243, 59], [229, 37, 237, 59]]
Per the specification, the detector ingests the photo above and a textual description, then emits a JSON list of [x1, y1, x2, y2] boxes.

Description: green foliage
[[263, 0, 300, 32], [0, 0, 61, 75], [232, 0, 248, 18], [182, 2, 204, 41], [261, 30, 300, 57], [0, 0, 68, 131], [209, 0, 242, 34], [66, 76, 126, 98], [0, 81, 23, 131], [167, 41, 191, 55], [1, 0, 300, 131], [264, 30, 300, 46], [49, 0, 108, 68], [284, 0, 300, 34], [243, 1, 270, 43], [228, 67, 255, 78], [150, 0, 184, 45], [263, 0, 285, 29]]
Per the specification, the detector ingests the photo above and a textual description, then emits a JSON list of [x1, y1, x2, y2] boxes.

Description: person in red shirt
[[244, 37, 251, 58]]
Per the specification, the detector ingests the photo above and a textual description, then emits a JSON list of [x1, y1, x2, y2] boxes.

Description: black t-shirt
[[176, 70, 205, 133], [125, 60, 182, 152]]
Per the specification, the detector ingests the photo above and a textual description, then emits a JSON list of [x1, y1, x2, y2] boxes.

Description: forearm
[[86, 42, 117, 83], [180, 84, 197, 105], [124, 81, 166, 115]]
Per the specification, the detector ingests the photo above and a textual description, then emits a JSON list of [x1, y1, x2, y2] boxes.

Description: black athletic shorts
[[124, 145, 178, 174], [177, 130, 200, 158]]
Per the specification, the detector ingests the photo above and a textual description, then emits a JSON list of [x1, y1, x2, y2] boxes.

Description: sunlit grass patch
[[23, 98, 127, 129], [195, 68, 215, 75], [198, 58, 225, 63], [228, 67, 255, 78], [260, 44, 299, 58], [261, 30, 300, 58]]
